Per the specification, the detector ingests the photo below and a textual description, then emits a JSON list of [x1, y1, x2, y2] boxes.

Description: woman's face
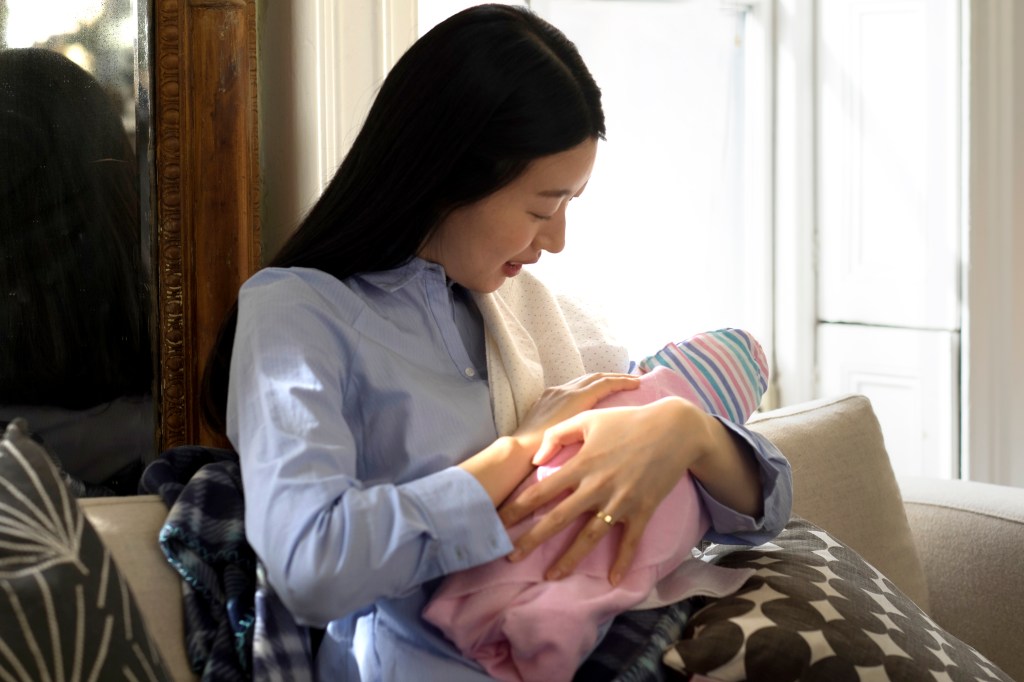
[[419, 137, 598, 293]]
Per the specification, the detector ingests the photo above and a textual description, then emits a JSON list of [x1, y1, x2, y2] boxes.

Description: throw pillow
[[663, 517, 1012, 682], [0, 418, 171, 681]]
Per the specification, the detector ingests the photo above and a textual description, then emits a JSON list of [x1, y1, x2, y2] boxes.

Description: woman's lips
[[503, 262, 523, 277], [504, 255, 539, 277]]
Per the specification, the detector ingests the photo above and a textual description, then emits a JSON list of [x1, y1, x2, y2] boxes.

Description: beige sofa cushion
[[901, 477, 1024, 681], [82, 495, 197, 682], [748, 393, 930, 611]]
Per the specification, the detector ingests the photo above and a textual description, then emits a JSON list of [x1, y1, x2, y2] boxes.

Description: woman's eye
[[530, 212, 553, 221]]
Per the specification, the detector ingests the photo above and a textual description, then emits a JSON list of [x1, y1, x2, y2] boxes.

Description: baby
[[423, 328, 768, 682]]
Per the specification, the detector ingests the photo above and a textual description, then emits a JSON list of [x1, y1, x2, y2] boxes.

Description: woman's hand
[[459, 373, 640, 507], [499, 397, 762, 585], [511, 373, 640, 450]]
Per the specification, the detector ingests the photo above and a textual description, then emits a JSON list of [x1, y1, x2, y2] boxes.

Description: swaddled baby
[[423, 328, 769, 682]]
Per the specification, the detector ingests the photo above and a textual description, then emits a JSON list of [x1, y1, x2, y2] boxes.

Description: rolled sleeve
[[695, 417, 793, 546]]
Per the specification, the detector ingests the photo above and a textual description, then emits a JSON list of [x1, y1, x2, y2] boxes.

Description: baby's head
[[636, 329, 769, 424]]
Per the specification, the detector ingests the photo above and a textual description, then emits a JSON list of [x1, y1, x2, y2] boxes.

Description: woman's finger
[[553, 374, 639, 410], [530, 415, 587, 465], [498, 464, 579, 530], [572, 372, 640, 386], [512, 375, 639, 448], [576, 374, 641, 397], [542, 509, 621, 581], [608, 516, 646, 585], [508, 495, 599, 564], [547, 508, 651, 586], [550, 375, 639, 416], [528, 379, 636, 465]]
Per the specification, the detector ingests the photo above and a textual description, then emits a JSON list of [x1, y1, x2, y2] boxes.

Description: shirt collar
[[357, 257, 447, 293]]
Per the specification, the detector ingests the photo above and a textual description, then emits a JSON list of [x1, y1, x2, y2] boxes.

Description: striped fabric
[[636, 329, 769, 424]]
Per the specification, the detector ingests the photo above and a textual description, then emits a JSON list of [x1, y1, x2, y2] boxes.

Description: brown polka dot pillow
[[663, 517, 1012, 682]]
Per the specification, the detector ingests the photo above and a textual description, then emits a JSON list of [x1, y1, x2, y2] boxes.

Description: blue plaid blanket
[[578, 600, 695, 681], [142, 446, 318, 680]]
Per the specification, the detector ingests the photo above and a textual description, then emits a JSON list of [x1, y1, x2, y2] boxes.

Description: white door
[[815, 0, 961, 478]]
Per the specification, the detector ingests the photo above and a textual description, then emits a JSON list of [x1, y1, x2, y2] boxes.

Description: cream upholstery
[[83, 495, 194, 681], [901, 477, 1024, 681]]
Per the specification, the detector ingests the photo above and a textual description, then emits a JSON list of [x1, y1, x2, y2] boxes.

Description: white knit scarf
[[472, 271, 630, 436]]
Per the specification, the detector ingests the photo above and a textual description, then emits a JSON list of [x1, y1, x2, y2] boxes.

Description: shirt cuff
[[402, 466, 514, 574], [695, 417, 793, 546]]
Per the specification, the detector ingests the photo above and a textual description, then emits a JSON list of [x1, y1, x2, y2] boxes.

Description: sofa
[[7, 393, 1021, 680]]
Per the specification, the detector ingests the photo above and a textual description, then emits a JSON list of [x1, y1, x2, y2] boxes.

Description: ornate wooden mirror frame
[[152, 0, 261, 450]]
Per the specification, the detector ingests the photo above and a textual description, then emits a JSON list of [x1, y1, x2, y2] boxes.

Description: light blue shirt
[[226, 259, 792, 681]]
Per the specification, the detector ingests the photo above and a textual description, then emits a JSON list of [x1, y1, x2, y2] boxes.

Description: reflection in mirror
[[0, 1, 155, 496]]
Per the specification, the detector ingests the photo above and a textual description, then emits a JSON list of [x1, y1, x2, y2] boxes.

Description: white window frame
[[259, 0, 417, 257], [962, 0, 1024, 485], [772, 0, 818, 407]]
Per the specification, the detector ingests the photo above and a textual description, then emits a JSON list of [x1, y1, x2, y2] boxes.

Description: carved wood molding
[[153, 0, 260, 450]]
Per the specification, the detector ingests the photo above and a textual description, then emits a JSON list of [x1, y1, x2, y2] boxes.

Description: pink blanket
[[423, 365, 758, 681]]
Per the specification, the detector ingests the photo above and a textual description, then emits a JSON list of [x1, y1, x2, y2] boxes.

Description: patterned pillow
[[0, 418, 171, 681], [663, 517, 1012, 682]]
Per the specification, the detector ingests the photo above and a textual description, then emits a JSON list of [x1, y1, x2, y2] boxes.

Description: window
[[303, 0, 1024, 486], [811, 0, 962, 479]]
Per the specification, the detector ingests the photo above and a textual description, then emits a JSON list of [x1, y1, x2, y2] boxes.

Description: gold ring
[[596, 511, 614, 526]]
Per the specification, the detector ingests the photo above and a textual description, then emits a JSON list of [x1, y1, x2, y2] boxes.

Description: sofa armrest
[[81, 495, 198, 682], [748, 394, 930, 610], [899, 476, 1024, 682]]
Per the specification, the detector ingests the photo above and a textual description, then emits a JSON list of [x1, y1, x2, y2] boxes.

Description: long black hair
[[0, 48, 151, 409], [202, 4, 605, 433]]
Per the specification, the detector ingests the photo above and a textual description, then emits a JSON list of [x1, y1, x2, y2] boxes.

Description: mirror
[[0, 0, 260, 475], [1, 1, 154, 494]]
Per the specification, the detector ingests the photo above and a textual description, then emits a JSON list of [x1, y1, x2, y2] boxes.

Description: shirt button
[[464, 367, 476, 378]]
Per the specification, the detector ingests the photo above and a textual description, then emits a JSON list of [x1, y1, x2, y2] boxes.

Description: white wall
[[257, 0, 415, 257]]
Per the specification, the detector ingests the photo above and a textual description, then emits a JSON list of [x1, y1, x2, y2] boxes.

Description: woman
[[203, 5, 792, 679]]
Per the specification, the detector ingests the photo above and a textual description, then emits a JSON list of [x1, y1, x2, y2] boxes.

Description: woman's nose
[[535, 212, 566, 254]]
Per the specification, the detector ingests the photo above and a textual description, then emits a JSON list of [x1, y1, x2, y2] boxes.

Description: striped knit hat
[[635, 328, 769, 424]]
